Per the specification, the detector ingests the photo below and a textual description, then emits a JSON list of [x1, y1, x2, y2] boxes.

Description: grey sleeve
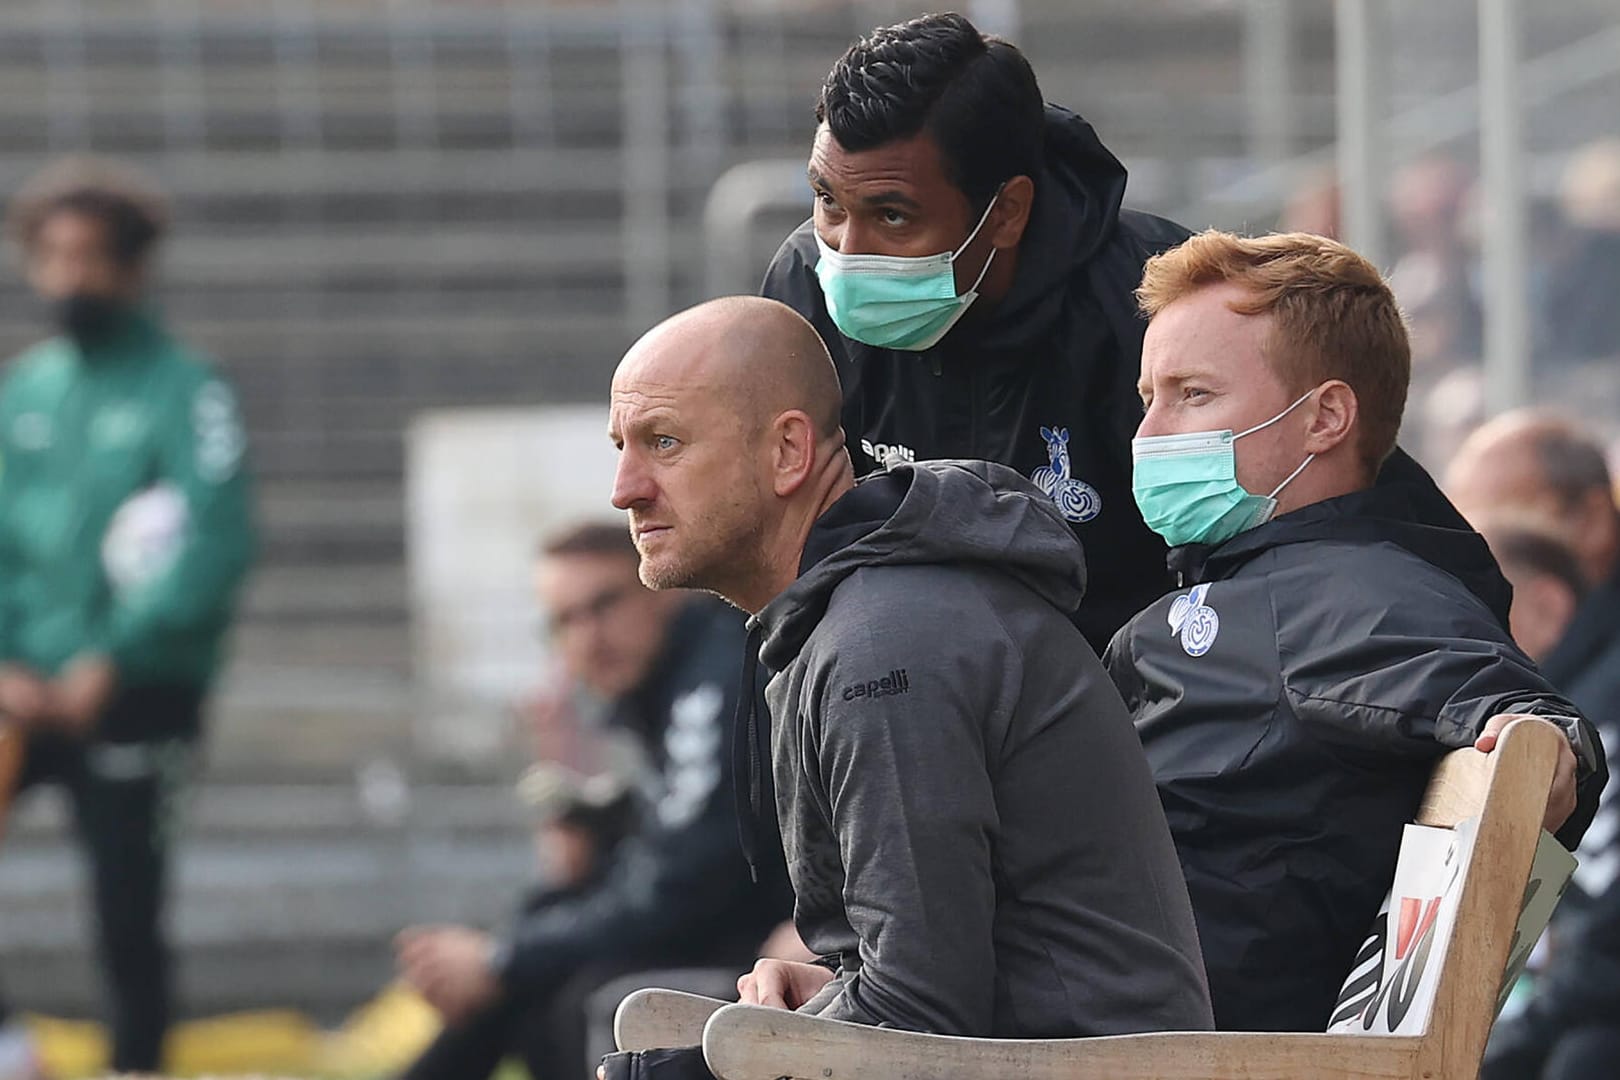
[[801, 601, 1015, 1036]]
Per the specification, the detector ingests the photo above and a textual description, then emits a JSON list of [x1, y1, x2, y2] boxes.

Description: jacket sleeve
[[1280, 561, 1606, 850], [0, 381, 20, 663], [492, 664, 765, 994], [96, 370, 256, 671], [799, 596, 1009, 1036]]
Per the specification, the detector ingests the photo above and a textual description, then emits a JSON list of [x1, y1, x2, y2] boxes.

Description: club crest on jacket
[[1168, 583, 1219, 656], [1032, 425, 1101, 523]]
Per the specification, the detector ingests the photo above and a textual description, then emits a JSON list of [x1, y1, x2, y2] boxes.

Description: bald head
[[609, 297, 857, 613], [619, 296, 843, 442], [1446, 409, 1619, 584]]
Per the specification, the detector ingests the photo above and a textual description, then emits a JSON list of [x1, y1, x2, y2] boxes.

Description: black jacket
[[491, 599, 789, 995], [761, 105, 1189, 653], [1482, 564, 1620, 1075], [1104, 450, 1606, 1033]]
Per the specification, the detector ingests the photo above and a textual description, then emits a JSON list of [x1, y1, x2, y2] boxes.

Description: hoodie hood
[[755, 460, 1086, 672], [1172, 448, 1513, 629], [968, 105, 1128, 354]]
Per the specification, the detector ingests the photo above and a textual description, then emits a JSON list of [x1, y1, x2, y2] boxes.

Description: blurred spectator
[[394, 522, 788, 1080], [1448, 412, 1620, 1079], [1539, 138, 1620, 366], [0, 157, 256, 1074], [514, 760, 638, 893], [1278, 166, 1340, 239], [1475, 521, 1588, 665], [1446, 410, 1619, 590], [1414, 362, 1487, 471], [1387, 154, 1482, 375]]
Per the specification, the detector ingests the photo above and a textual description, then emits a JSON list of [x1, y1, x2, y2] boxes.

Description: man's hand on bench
[[738, 958, 835, 1010], [1474, 714, 1577, 833]]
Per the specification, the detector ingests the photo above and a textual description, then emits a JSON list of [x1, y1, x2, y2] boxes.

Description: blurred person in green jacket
[[0, 157, 255, 1075]]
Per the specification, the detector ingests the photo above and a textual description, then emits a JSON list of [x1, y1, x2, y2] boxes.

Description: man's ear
[[772, 410, 817, 498], [1304, 380, 1359, 456], [989, 174, 1035, 251]]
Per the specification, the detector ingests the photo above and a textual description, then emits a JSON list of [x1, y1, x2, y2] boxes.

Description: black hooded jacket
[[1104, 450, 1606, 1033], [490, 599, 789, 995], [761, 105, 1189, 653]]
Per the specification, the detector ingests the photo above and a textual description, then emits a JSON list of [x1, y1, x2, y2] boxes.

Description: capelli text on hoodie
[[840, 668, 910, 702]]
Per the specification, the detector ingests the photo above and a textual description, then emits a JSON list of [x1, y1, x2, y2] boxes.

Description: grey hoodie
[[754, 460, 1212, 1038]]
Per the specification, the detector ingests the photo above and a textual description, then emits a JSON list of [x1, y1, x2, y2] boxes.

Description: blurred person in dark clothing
[[1449, 413, 1620, 1079], [760, 12, 1191, 654], [1447, 412, 1620, 709], [395, 523, 788, 1080], [1476, 522, 1588, 667], [1539, 139, 1620, 366], [1278, 166, 1340, 240], [1387, 154, 1482, 373], [0, 157, 256, 1074]]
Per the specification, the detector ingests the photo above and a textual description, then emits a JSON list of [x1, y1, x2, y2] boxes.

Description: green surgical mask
[[813, 189, 1000, 351], [1132, 389, 1317, 548]]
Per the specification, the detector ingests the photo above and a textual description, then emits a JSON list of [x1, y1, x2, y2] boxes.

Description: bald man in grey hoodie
[[605, 295, 1210, 1044]]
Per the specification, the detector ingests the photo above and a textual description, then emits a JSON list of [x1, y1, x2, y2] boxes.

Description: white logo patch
[[655, 683, 724, 829], [1032, 425, 1101, 523], [1168, 582, 1220, 656], [860, 437, 915, 471]]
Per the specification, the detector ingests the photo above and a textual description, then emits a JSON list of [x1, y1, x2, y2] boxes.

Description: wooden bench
[[614, 716, 1565, 1080]]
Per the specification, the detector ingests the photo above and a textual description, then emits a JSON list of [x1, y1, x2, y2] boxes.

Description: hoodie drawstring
[[732, 622, 766, 883]]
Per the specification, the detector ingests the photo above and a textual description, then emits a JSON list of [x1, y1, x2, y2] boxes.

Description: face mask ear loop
[[951, 182, 1007, 261], [1234, 387, 1318, 440], [963, 246, 997, 294], [1267, 453, 1316, 499]]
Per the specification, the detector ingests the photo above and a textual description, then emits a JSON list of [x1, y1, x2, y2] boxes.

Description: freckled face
[[1137, 282, 1308, 497]]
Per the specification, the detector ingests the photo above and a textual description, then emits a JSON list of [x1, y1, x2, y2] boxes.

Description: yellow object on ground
[[24, 983, 442, 1080]]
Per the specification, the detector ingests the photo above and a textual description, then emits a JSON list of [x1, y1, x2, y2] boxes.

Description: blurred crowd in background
[[0, 1, 1614, 1078]]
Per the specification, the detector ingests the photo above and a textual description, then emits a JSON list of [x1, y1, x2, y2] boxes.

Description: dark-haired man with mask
[[762, 11, 1190, 652], [0, 157, 255, 1073]]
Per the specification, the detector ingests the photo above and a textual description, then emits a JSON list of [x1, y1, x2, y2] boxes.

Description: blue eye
[[653, 435, 678, 451]]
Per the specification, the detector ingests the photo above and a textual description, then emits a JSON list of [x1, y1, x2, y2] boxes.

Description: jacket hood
[[1174, 448, 1513, 629], [969, 105, 1128, 353], [755, 460, 1087, 671]]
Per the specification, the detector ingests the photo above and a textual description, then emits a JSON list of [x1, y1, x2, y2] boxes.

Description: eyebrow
[[1140, 368, 1219, 395], [806, 166, 923, 212]]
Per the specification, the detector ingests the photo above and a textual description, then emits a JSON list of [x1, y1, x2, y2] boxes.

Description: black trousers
[[4, 684, 201, 1074], [400, 962, 640, 1080]]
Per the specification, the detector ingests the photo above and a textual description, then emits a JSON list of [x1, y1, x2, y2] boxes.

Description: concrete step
[[238, 560, 406, 623], [0, 783, 535, 1020]]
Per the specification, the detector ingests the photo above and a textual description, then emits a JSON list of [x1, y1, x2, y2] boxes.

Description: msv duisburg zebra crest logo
[[1168, 583, 1219, 657], [1031, 426, 1101, 523]]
